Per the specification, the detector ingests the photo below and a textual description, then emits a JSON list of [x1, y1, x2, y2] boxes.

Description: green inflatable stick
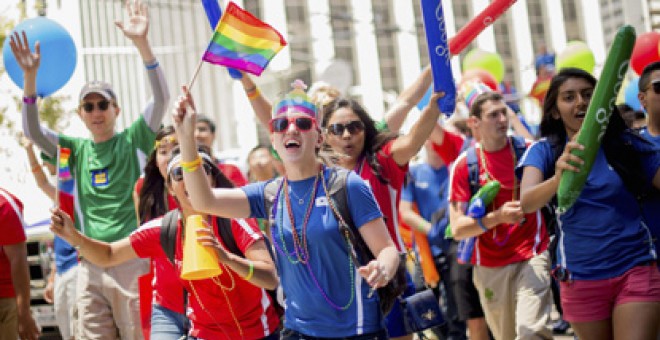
[[557, 25, 636, 213], [445, 180, 501, 238]]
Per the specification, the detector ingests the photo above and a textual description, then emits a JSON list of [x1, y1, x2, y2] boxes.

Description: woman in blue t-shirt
[[518, 68, 660, 340], [170, 82, 400, 339]]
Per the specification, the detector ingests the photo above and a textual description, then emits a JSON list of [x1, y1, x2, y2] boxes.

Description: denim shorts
[[280, 328, 387, 340], [150, 304, 188, 340]]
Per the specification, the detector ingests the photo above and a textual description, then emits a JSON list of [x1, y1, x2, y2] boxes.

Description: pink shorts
[[560, 262, 660, 322]]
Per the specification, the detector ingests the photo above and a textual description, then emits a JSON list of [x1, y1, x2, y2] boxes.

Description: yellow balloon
[[556, 41, 595, 74], [463, 49, 505, 83]]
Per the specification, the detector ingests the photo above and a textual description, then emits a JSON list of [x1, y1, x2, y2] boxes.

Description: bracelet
[[23, 96, 37, 105], [476, 217, 488, 232], [145, 60, 159, 70], [247, 88, 261, 100], [244, 85, 257, 93], [243, 260, 254, 281], [31, 164, 41, 173], [180, 156, 202, 173]]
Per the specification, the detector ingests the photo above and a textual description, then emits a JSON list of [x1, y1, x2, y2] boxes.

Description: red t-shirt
[[357, 140, 408, 251], [0, 189, 26, 298], [431, 129, 468, 166], [129, 216, 280, 339], [449, 140, 548, 267], [134, 178, 183, 314], [218, 163, 248, 187]]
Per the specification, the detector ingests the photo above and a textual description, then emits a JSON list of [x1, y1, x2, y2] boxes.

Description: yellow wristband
[[243, 260, 254, 281], [247, 88, 261, 100], [181, 156, 202, 173]]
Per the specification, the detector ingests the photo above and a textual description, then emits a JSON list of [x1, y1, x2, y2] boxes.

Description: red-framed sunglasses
[[269, 116, 317, 133]]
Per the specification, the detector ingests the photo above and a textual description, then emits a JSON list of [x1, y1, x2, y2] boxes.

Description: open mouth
[[284, 140, 300, 149], [575, 111, 586, 119]]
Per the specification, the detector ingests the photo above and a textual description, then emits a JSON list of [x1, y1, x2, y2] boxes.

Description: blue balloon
[[3, 17, 77, 97], [416, 86, 432, 111], [624, 77, 642, 111]]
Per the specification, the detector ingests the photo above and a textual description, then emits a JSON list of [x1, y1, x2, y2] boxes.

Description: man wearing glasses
[[11, 2, 170, 338], [637, 61, 660, 271]]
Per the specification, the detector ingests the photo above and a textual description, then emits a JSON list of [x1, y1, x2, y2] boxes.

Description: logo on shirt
[[315, 196, 328, 207], [416, 181, 429, 189], [91, 168, 109, 187]]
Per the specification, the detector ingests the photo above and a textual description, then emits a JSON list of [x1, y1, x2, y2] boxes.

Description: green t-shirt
[[57, 117, 155, 242]]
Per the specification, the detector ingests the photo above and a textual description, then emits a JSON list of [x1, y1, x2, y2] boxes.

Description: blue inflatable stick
[[201, 0, 242, 79], [420, 0, 456, 115]]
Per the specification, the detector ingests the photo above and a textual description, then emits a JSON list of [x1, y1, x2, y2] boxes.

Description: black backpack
[[159, 210, 284, 317], [263, 167, 408, 315]]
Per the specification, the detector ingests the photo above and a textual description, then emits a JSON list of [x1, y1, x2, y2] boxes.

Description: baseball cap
[[79, 81, 116, 101]]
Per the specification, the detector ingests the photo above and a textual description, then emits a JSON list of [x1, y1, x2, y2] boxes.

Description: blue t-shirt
[[401, 163, 450, 257], [518, 139, 656, 280], [639, 128, 660, 261], [242, 167, 384, 337], [54, 236, 77, 273]]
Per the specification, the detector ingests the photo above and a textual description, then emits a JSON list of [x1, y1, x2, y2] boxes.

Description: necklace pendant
[[298, 198, 304, 205]]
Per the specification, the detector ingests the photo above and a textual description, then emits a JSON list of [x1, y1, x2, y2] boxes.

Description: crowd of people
[[1, 2, 659, 340]]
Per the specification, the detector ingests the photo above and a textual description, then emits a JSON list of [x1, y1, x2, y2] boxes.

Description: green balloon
[[463, 49, 505, 83], [556, 26, 636, 213], [556, 41, 596, 74]]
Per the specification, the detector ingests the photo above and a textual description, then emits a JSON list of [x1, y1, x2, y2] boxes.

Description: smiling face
[[270, 112, 321, 166], [324, 107, 366, 162], [78, 93, 120, 143], [553, 77, 594, 139]]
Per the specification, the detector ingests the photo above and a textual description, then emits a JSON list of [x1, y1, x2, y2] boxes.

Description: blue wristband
[[476, 217, 488, 232], [145, 60, 159, 70]]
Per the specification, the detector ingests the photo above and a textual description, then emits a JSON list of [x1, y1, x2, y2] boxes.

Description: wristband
[[23, 96, 37, 105], [247, 88, 261, 100], [244, 86, 257, 93], [243, 260, 254, 281], [180, 156, 202, 173], [476, 217, 488, 232], [31, 164, 41, 173], [145, 60, 160, 70]]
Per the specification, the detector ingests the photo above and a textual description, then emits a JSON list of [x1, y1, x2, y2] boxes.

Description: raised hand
[[115, 0, 149, 43], [9, 31, 40, 76], [172, 85, 198, 139]]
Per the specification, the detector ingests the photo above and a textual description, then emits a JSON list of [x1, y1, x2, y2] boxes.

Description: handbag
[[401, 289, 445, 334]]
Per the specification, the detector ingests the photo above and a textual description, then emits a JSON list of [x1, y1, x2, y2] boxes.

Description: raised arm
[[507, 107, 534, 140], [383, 66, 433, 133], [390, 92, 443, 166], [10, 31, 58, 157], [172, 86, 252, 218], [50, 208, 138, 268], [115, 0, 170, 132], [239, 72, 272, 128], [21, 138, 56, 200], [400, 200, 431, 234]]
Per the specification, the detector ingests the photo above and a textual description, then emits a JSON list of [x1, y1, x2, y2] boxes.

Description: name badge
[[91, 168, 109, 187], [315, 196, 328, 207]]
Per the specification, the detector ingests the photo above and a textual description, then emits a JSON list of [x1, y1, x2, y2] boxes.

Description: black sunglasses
[[81, 100, 111, 113], [646, 79, 660, 95], [170, 163, 213, 182], [269, 116, 316, 133], [327, 120, 365, 136]]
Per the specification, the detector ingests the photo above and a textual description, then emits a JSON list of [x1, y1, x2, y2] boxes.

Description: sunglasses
[[326, 120, 365, 136], [81, 100, 112, 113], [269, 116, 316, 133], [646, 79, 660, 94], [170, 163, 213, 182]]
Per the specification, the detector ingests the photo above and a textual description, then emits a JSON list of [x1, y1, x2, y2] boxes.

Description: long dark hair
[[322, 97, 397, 184], [539, 68, 597, 145], [138, 126, 176, 224]]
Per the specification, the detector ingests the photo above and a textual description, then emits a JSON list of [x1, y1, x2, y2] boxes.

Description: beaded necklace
[[271, 166, 356, 311], [278, 171, 320, 264], [478, 138, 517, 246]]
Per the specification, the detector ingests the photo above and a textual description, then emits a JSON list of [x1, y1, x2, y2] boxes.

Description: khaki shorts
[[473, 251, 553, 340], [0, 297, 18, 340], [76, 258, 149, 340], [55, 266, 78, 339]]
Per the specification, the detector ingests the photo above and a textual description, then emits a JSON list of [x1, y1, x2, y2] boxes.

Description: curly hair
[[321, 97, 397, 184]]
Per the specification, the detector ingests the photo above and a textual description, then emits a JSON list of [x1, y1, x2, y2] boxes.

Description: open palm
[[9, 31, 40, 74], [115, 0, 149, 41]]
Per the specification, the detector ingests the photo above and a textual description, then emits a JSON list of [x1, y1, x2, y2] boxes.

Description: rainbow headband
[[273, 79, 317, 118]]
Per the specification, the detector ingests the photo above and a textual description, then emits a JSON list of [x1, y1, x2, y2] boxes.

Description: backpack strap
[[215, 217, 243, 257], [326, 167, 355, 230], [160, 210, 179, 265], [263, 177, 284, 221], [510, 135, 528, 161]]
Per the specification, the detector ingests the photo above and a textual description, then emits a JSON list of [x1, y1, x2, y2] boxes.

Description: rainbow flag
[[58, 147, 71, 181], [202, 2, 287, 76]]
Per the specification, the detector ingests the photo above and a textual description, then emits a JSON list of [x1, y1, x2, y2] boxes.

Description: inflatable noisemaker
[[457, 180, 501, 264], [557, 25, 636, 213], [181, 215, 223, 280]]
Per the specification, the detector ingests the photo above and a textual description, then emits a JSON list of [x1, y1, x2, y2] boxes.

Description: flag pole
[[188, 60, 204, 91], [54, 145, 60, 209]]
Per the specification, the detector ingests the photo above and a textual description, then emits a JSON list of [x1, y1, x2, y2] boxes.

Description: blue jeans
[[280, 328, 387, 340], [150, 304, 188, 340]]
